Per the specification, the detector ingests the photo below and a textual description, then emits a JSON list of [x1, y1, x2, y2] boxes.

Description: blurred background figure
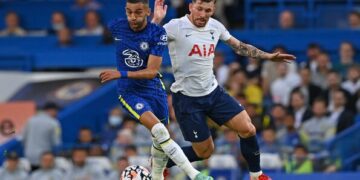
[[22, 102, 62, 171], [48, 11, 68, 35], [279, 10, 295, 30], [66, 147, 105, 180], [0, 11, 26, 36], [0, 152, 28, 180], [57, 27, 73, 47], [348, 11, 360, 29], [285, 145, 313, 174], [108, 156, 129, 180], [29, 152, 63, 180], [75, 10, 104, 36]]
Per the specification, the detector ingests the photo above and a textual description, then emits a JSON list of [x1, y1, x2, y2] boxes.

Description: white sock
[[250, 171, 263, 179], [151, 139, 168, 180], [151, 123, 200, 179], [160, 139, 199, 179]]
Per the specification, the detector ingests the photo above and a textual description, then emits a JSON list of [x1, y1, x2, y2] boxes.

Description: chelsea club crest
[[140, 42, 149, 51]]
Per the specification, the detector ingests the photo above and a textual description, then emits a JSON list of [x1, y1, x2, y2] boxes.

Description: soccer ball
[[121, 165, 152, 180]]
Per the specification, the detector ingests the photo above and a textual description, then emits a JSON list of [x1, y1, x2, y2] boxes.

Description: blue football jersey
[[108, 18, 168, 93]]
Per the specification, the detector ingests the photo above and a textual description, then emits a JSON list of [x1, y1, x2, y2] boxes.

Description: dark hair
[[294, 144, 308, 153], [192, 0, 216, 3], [41, 151, 54, 157], [308, 43, 321, 50], [313, 97, 327, 107], [350, 11, 360, 18], [127, 0, 149, 4], [117, 156, 129, 162], [72, 147, 89, 153], [42, 102, 60, 111]]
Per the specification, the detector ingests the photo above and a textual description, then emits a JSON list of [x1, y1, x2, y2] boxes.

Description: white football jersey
[[164, 15, 232, 97]]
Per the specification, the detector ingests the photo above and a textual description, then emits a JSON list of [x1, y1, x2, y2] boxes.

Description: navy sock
[[240, 136, 261, 172], [166, 146, 203, 168]]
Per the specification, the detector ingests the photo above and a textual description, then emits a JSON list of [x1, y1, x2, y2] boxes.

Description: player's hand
[[152, 0, 167, 24], [265, 52, 296, 63], [99, 70, 120, 83]]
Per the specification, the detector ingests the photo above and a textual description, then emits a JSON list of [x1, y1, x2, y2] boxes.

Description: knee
[[194, 142, 214, 159], [238, 120, 256, 138], [151, 123, 170, 144]]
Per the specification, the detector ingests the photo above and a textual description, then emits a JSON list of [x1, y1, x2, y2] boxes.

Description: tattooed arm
[[226, 37, 296, 62]]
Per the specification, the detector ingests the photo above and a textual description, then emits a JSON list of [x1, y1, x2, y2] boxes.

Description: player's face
[[126, 2, 150, 31], [189, 1, 215, 28]]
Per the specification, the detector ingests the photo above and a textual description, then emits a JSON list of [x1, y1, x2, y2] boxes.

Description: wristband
[[120, 71, 128, 78]]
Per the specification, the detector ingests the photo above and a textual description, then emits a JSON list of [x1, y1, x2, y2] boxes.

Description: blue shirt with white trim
[[108, 18, 168, 93]]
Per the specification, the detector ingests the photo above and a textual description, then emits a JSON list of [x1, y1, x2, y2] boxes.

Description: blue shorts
[[172, 86, 244, 142], [118, 91, 169, 125]]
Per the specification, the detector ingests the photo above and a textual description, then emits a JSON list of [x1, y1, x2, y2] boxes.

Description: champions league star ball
[[121, 165, 152, 180]]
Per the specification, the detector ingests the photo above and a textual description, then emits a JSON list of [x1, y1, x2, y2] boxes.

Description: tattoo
[[230, 40, 266, 59]]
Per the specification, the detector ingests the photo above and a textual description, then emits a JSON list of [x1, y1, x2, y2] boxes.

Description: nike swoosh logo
[[185, 34, 192, 37], [114, 37, 121, 41]]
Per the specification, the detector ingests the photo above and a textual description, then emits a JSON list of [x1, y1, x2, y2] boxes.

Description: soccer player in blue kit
[[99, 0, 213, 179]]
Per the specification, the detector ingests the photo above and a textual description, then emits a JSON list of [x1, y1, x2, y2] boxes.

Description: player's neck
[[131, 21, 148, 32]]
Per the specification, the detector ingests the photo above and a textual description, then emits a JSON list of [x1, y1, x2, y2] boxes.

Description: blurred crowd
[[0, 0, 359, 179]]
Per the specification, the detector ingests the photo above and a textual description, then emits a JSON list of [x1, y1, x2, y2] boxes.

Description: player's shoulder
[[208, 17, 227, 29], [148, 22, 166, 33], [108, 18, 127, 31], [164, 17, 182, 28]]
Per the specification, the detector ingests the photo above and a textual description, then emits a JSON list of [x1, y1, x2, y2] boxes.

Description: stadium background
[[0, 0, 360, 179]]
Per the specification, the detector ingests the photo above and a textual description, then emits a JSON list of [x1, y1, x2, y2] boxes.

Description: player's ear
[[189, 3, 193, 13], [146, 8, 151, 16]]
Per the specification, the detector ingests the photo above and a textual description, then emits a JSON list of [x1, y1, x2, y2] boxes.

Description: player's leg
[[119, 94, 211, 180], [207, 87, 271, 180], [166, 91, 215, 168]]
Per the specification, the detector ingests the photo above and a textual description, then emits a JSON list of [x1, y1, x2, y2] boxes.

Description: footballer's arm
[[225, 37, 296, 63], [99, 55, 162, 83]]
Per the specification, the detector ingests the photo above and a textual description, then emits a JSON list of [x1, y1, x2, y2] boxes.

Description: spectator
[[0, 119, 15, 143], [246, 103, 274, 134], [323, 71, 352, 111], [302, 43, 323, 71], [285, 145, 313, 174], [124, 145, 138, 157], [261, 45, 297, 95], [292, 67, 323, 106], [30, 152, 63, 180], [329, 90, 354, 134], [244, 77, 263, 113], [110, 129, 134, 162], [73, 0, 101, 10], [289, 90, 312, 129], [226, 69, 247, 96], [348, 11, 360, 29], [214, 51, 229, 87], [57, 28, 73, 47], [215, 128, 242, 166], [101, 107, 124, 145], [341, 66, 360, 95], [259, 128, 280, 154], [66, 148, 105, 180], [108, 156, 129, 180], [77, 127, 99, 146], [270, 104, 287, 130], [271, 63, 301, 106], [0, 11, 26, 36], [0, 152, 28, 180], [22, 102, 62, 171], [311, 52, 332, 89], [48, 11, 67, 35], [300, 98, 335, 153], [279, 10, 295, 29], [276, 112, 301, 154], [334, 42, 356, 76], [75, 10, 104, 36]]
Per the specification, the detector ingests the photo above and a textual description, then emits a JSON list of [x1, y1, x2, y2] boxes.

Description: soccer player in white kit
[[152, 0, 296, 180]]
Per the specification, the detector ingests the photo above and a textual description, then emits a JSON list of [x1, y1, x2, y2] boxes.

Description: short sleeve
[[217, 21, 232, 41], [150, 26, 168, 57], [163, 19, 178, 40]]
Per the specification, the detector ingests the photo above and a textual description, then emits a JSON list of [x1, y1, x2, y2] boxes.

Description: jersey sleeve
[[163, 19, 178, 40], [218, 21, 232, 41], [150, 26, 168, 57]]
